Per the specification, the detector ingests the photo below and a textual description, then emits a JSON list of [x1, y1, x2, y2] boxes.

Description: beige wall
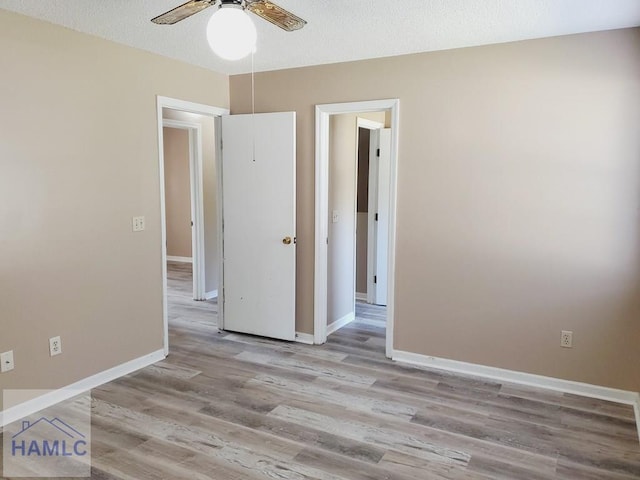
[[327, 114, 357, 325], [162, 110, 219, 294], [163, 127, 192, 259], [0, 10, 229, 410], [230, 28, 640, 392]]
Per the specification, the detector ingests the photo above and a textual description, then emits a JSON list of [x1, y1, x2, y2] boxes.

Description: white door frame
[[355, 118, 384, 305], [156, 96, 229, 355], [314, 99, 400, 357], [162, 119, 205, 301]]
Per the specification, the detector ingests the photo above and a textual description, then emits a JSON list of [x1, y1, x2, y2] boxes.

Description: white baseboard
[[167, 256, 193, 263], [295, 332, 314, 345], [391, 350, 640, 404], [327, 312, 355, 336], [392, 349, 640, 443], [355, 292, 367, 302], [0, 349, 165, 428], [205, 290, 218, 300]]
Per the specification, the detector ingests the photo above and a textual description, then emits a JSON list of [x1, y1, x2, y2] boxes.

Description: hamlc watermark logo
[[3, 389, 91, 477], [11, 417, 88, 458]]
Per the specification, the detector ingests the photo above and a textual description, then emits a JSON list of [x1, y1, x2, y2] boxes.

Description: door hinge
[[375, 213, 378, 221], [376, 148, 380, 157], [326, 237, 329, 245], [374, 275, 377, 284]]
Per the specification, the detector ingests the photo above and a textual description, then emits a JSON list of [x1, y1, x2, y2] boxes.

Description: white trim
[[314, 107, 329, 345], [385, 104, 400, 358], [166, 256, 193, 263], [327, 312, 355, 336], [294, 332, 315, 345], [157, 96, 229, 355], [355, 292, 367, 302], [0, 349, 165, 428], [314, 99, 400, 359], [205, 289, 218, 300], [357, 118, 384, 130], [214, 116, 225, 331], [163, 119, 202, 130], [634, 401, 640, 443], [157, 97, 229, 118], [393, 349, 640, 443]]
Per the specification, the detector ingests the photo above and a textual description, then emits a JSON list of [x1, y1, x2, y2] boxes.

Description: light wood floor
[[6, 262, 640, 479]]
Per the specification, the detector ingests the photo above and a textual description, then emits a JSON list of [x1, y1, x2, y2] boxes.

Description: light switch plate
[[332, 210, 339, 223], [132, 216, 145, 232], [1, 350, 15, 373]]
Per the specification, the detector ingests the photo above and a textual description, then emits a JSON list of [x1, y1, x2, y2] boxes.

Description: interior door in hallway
[[221, 112, 296, 341], [373, 128, 391, 306]]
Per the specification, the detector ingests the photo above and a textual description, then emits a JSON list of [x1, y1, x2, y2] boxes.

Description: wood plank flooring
[[3, 262, 639, 479]]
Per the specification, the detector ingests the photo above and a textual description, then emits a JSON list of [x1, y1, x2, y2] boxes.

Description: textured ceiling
[[1, 0, 639, 75]]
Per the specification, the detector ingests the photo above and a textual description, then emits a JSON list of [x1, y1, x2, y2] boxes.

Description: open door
[[221, 112, 296, 341], [373, 128, 391, 306]]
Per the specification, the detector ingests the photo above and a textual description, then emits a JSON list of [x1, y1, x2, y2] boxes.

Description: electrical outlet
[[1, 350, 15, 373], [49, 336, 62, 356], [132, 216, 145, 232], [561, 330, 573, 348]]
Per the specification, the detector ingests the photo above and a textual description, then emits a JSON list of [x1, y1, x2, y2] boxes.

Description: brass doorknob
[[282, 236, 292, 245]]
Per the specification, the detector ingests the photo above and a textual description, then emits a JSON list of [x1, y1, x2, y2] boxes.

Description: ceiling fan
[[151, 0, 307, 32]]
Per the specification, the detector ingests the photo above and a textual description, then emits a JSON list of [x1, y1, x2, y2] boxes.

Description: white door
[[221, 112, 296, 340], [374, 128, 391, 306], [366, 129, 380, 305]]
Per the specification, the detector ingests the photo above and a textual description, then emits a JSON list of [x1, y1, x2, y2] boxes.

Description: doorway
[[356, 118, 391, 307], [157, 97, 228, 355], [161, 118, 205, 301], [314, 99, 400, 357], [157, 97, 298, 354]]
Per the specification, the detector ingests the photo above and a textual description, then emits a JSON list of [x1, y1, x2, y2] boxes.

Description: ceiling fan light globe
[[206, 5, 257, 61]]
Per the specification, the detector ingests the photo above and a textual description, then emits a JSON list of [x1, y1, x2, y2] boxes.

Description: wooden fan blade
[[151, 0, 215, 25], [246, 1, 307, 32]]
